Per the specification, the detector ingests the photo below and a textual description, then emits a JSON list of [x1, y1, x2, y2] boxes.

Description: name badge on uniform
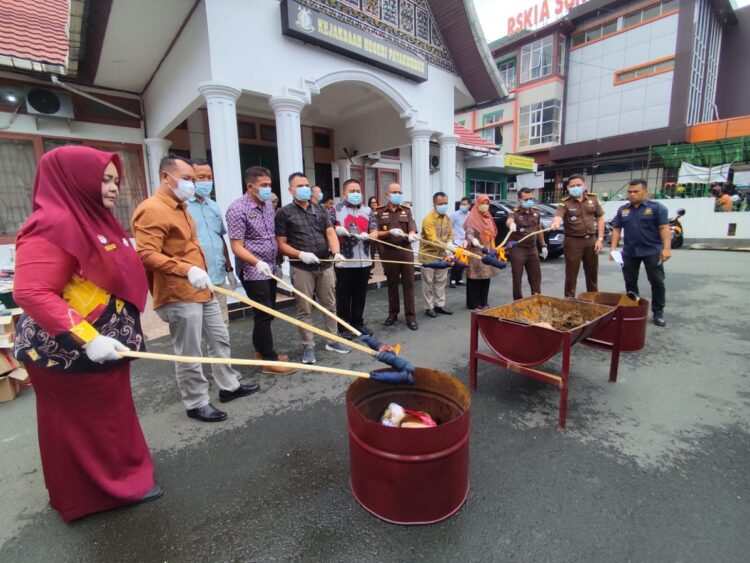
[[622, 209, 630, 216], [644, 208, 653, 215]]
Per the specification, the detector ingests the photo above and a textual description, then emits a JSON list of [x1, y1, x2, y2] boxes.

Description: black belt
[[566, 234, 596, 239]]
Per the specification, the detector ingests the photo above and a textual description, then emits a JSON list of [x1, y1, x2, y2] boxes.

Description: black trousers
[[335, 266, 370, 330], [241, 278, 279, 360], [466, 278, 491, 309], [450, 263, 464, 283], [622, 254, 666, 314]]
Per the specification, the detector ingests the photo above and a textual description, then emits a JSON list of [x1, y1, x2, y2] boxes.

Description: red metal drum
[[578, 292, 649, 352], [346, 367, 471, 525]]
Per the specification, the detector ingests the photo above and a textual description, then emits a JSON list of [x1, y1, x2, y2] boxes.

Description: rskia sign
[[507, 0, 589, 36], [281, 0, 428, 82]]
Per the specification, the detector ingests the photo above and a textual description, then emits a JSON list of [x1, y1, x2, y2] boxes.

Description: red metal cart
[[469, 295, 623, 428]]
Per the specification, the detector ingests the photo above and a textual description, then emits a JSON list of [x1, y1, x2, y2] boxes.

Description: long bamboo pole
[[426, 238, 483, 260], [370, 237, 444, 261], [268, 272, 361, 337], [213, 285, 376, 357], [119, 350, 372, 378], [290, 258, 420, 266], [515, 227, 552, 245]]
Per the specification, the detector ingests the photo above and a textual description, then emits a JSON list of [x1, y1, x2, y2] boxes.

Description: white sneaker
[[302, 346, 316, 364], [325, 341, 351, 354]]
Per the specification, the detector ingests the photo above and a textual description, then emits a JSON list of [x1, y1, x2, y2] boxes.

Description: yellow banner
[[504, 154, 535, 171]]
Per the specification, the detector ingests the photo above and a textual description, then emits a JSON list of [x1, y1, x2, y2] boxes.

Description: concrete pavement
[[1, 250, 748, 562]]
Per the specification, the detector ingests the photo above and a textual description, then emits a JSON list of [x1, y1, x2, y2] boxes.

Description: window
[[313, 132, 331, 148], [470, 179, 503, 199], [518, 99, 561, 147], [0, 138, 36, 237], [482, 110, 503, 126], [520, 36, 553, 83], [480, 126, 503, 146], [259, 124, 276, 142], [497, 58, 516, 89], [570, 1, 679, 49], [237, 121, 256, 140], [558, 35, 566, 76], [615, 57, 675, 84]]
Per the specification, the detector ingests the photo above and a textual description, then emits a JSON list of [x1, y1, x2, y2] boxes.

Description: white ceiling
[[93, 0, 194, 92]]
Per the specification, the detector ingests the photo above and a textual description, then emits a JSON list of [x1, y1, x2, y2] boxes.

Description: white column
[[409, 128, 433, 226], [269, 95, 306, 205], [439, 134, 459, 203], [198, 81, 242, 217], [337, 158, 351, 185], [143, 138, 172, 193]]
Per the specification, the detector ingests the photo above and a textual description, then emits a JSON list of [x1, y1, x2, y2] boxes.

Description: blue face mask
[[347, 192, 362, 205], [389, 193, 403, 205], [568, 186, 584, 198], [436, 204, 449, 215], [521, 199, 534, 209], [459, 205, 469, 213], [295, 185, 312, 201], [258, 187, 274, 201], [194, 181, 213, 198]]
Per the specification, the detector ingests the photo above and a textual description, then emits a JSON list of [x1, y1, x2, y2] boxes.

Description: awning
[[651, 137, 750, 168]]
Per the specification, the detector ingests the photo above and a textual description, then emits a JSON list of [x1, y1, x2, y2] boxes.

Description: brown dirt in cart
[[482, 295, 612, 332]]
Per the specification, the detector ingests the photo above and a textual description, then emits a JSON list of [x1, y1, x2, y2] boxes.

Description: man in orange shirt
[[132, 156, 259, 423], [716, 187, 733, 212]]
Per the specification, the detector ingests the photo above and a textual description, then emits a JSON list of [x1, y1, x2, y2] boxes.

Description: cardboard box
[[0, 368, 28, 403], [0, 349, 19, 374]]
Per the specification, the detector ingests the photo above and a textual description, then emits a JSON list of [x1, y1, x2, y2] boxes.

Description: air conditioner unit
[[508, 182, 517, 190], [24, 88, 74, 119]]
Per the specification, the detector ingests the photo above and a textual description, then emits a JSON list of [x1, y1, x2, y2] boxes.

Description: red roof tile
[[454, 122, 499, 151], [0, 0, 69, 67]]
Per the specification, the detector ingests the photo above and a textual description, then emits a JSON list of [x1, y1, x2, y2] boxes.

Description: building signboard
[[504, 154, 536, 171], [280, 0, 428, 82], [507, 0, 589, 36]]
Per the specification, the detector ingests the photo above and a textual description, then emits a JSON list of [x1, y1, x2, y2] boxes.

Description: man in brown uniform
[[369, 182, 419, 330], [551, 174, 605, 297], [507, 188, 548, 300]]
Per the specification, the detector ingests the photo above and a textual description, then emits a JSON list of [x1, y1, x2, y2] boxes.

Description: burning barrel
[[578, 292, 649, 352], [346, 367, 471, 525]]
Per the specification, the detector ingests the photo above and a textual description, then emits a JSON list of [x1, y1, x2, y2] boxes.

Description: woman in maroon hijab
[[463, 194, 499, 310], [12, 146, 161, 523]]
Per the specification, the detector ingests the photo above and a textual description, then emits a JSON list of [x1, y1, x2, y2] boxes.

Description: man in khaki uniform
[[369, 182, 419, 330], [507, 187, 547, 300], [551, 174, 605, 297]]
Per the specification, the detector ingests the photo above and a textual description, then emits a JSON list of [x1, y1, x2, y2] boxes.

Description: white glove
[[335, 226, 350, 237], [333, 252, 346, 262], [408, 233, 419, 243], [254, 261, 273, 277], [84, 335, 127, 363], [227, 271, 239, 290], [355, 232, 370, 241], [187, 266, 213, 290], [509, 223, 517, 232], [446, 242, 458, 253], [551, 218, 562, 230], [389, 228, 406, 238], [298, 251, 320, 265], [541, 247, 548, 260], [471, 237, 481, 247]]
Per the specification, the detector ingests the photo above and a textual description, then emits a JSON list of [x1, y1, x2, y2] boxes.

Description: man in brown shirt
[[551, 174, 605, 297], [369, 182, 419, 330], [132, 156, 258, 423], [507, 188, 547, 300]]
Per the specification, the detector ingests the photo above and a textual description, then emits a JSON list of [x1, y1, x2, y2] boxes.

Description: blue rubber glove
[[369, 370, 415, 384], [375, 350, 415, 373]]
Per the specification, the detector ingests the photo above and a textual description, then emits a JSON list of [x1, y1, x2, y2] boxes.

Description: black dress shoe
[[384, 316, 397, 326], [219, 383, 261, 403], [407, 321, 418, 330], [354, 323, 373, 336], [338, 329, 356, 340], [425, 308, 436, 318], [137, 483, 164, 504], [187, 403, 227, 422], [435, 306, 453, 315], [653, 314, 666, 327]]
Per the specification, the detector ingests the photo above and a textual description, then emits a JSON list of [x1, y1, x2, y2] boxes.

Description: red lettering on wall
[[540, 1, 550, 20], [508, 17, 516, 35], [523, 8, 533, 28]]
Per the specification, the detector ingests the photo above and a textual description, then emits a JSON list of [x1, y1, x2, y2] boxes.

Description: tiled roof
[[0, 0, 69, 69], [454, 122, 500, 151]]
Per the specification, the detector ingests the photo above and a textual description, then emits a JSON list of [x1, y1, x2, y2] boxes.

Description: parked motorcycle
[[669, 208, 686, 248]]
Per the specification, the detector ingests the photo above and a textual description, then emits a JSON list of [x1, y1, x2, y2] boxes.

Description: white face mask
[[168, 173, 195, 201]]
